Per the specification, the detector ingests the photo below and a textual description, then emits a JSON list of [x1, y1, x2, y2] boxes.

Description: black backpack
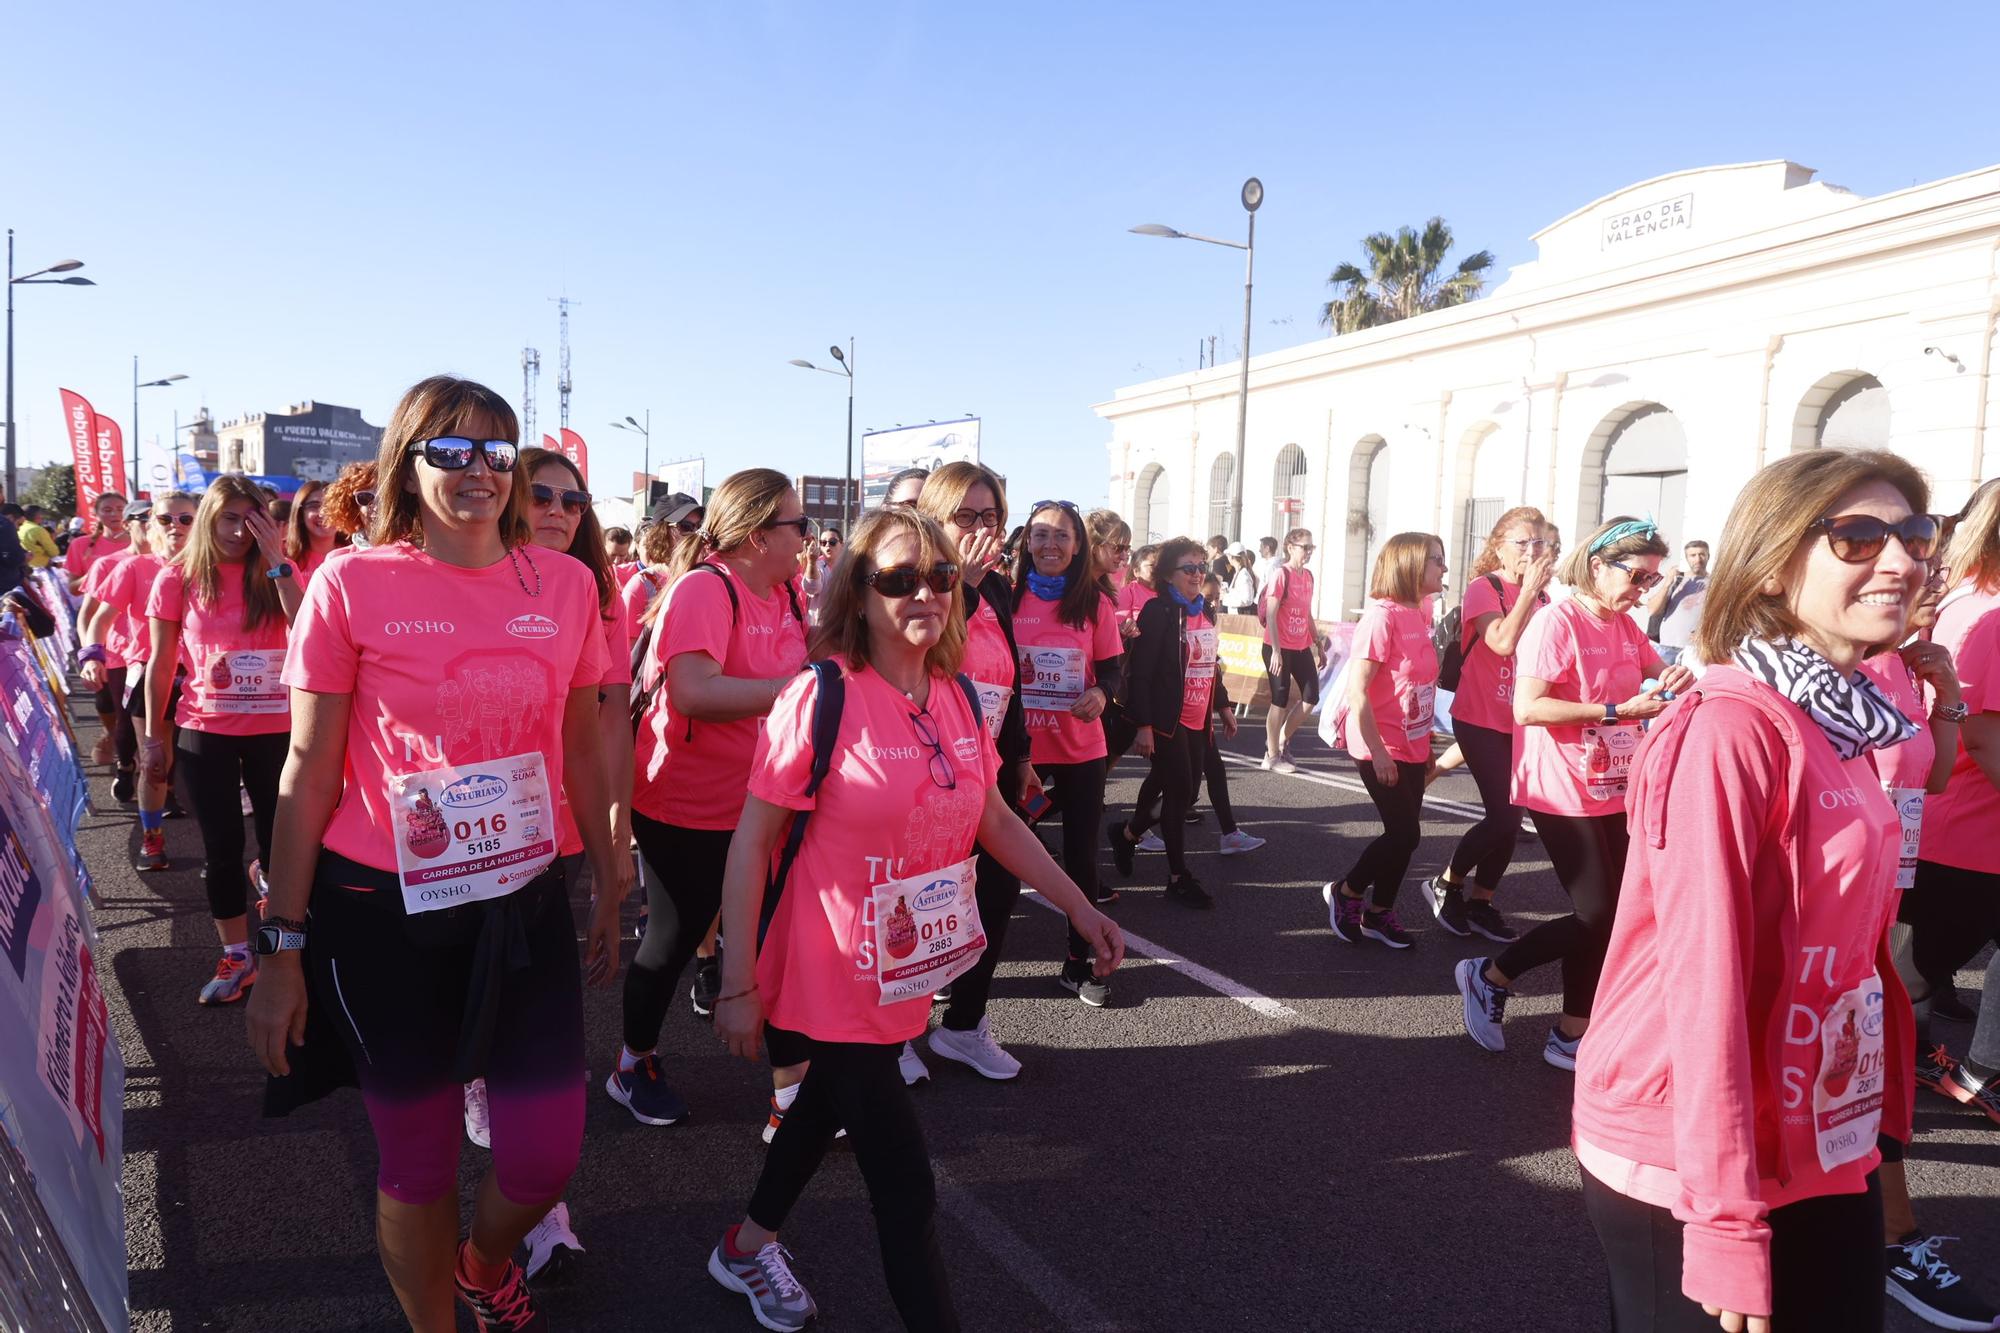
[[629, 563, 806, 731]]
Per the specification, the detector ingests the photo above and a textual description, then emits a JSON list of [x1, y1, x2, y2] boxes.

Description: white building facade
[[1097, 160, 2000, 618]]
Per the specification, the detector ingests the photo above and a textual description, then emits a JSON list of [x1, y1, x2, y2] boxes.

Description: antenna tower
[[520, 347, 541, 446], [550, 295, 577, 430]]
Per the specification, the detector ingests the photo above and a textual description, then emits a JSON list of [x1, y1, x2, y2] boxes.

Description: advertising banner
[[860, 418, 980, 510], [658, 458, 704, 502], [59, 391, 125, 519], [91, 416, 124, 506], [558, 429, 589, 483]]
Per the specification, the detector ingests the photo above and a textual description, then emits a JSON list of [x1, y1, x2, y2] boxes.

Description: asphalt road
[[84, 709, 1998, 1332]]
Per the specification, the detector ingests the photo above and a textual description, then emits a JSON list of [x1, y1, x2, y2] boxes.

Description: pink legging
[[362, 1081, 581, 1206]]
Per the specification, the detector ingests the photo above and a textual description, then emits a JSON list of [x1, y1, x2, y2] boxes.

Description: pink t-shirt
[[631, 563, 809, 830], [66, 533, 130, 585], [963, 598, 1018, 741], [613, 560, 644, 590], [97, 552, 167, 668], [280, 542, 606, 873], [1179, 608, 1219, 730], [619, 569, 663, 645], [751, 660, 1000, 1044], [1264, 565, 1316, 651], [1859, 654, 1933, 791], [1919, 587, 2000, 873], [1345, 599, 1440, 764], [294, 544, 345, 587], [1115, 580, 1154, 629], [1511, 598, 1654, 816], [1455, 574, 1543, 735], [81, 555, 129, 669], [554, 594, 635, 857], [1012, 588, 1121, 765], [147, 563, 292, 736]]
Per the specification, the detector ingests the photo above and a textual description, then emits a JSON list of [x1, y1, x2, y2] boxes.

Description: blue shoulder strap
[[759, 660, 845, 945]]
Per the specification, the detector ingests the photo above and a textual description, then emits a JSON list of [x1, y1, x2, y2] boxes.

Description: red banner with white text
[[59, 390, 125, 518], [558, 429, 588, 483], [92, 416, 125, 505]]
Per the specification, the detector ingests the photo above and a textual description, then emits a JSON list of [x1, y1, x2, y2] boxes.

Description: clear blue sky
[[9, 0, 1999, 510]]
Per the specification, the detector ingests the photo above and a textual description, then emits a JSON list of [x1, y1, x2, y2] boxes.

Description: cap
[[1225, 542, 1249, 557], [124, 501, 154, 521], [648, 492, 702, 527]]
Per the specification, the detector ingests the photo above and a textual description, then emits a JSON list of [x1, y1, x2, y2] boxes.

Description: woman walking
[[282, 478, 349, 585]]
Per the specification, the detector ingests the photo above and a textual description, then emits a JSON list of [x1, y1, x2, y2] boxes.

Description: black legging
[[173, 728, 285, 920], [105, 666, 139, 770], [1129, 726, 1206, 878], [1038, 759, 1104, 959], [1902, 859, 2000, 1000], [940, 846, 1020, 1032], [622, 816, 731, 1053], [1445, 719, 1520, 890], [1493, 810, 1631, 1017], [1583, 1167, 1883, 1331], [1343, 759, 1429, 910], [749, 1033, 958, 1331], [1188, 723, 1237, 833]]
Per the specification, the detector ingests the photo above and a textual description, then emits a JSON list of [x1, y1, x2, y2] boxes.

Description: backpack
[[1433, 574, 1502, 693], [1256, 567, 1288, 628], [629, 562, 807, 731], [757, 661, 984, 946]]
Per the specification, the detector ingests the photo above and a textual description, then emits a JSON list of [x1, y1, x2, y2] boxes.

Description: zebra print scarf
[[1732, 637, 1917, 761]]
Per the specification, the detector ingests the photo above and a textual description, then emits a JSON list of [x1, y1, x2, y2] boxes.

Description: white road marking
[[1023, 897, 1301, 1023], [1216, 750, 1488, 821], [933, 1160, 1126, 1332]]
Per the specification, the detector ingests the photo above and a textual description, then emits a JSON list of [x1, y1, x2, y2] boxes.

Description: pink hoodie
[[1571, 665, 1914, 1319]]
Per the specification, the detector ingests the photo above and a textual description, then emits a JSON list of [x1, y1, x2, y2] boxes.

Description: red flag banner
[[59, 390, 115, 517], [558, 429, 588, 483], [92, 416, 126, 501], [542, 434, 560, 453]]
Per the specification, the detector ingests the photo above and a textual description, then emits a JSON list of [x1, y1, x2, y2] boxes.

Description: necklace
[[508, 544, 542, 597]]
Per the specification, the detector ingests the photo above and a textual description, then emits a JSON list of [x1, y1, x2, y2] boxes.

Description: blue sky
[[9, 0, 1999, 510]]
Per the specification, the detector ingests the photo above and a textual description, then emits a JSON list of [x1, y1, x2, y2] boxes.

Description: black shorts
[[1262, 643, 1318, 709]]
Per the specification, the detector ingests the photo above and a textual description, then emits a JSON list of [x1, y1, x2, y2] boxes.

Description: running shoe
[[899, 1041, 931, 1085], [1137, 831, 1166, 853], [929, 1017, 1022, 1080], [1058, 958, 1111, 1008], [464, 1079, 491, 1149], [604, 1053, 689, 1126], [1427, 876, 1470, 937], [1463, 899, 1520, 944], [1544, 1027, 1583, 1072], [1886, 1233, 2000, 1332], [1217, 829, 1266, 855], [1324, 883, 1364, 943], [708, 1233, 817, 1332], [1360, 909, 1413, 949], [1917, 1044, 1963, 1097], [454, 1246, 547, 1332], [111, 766, 136, 804], [1456, 957, 1509, 1053], [135, 828, 170, 873], [197, 951, 257, 1006], [1934, 988, 1977, 1024], [1267, 752, 1299, 775], [519, 1202, 583, 1284], [762, 1095, 850, 1145], [1165, 874, 1215, 909], [690, 953, 722, 1019], [1183, 809, 1202, 824], [1107, 820, 1135, 877], [1940, 1062, 2000, 1126]]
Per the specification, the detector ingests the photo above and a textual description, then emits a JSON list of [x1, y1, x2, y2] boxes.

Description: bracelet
[[715, 984, 759, 1004], [77, 644, 106, 665], [1932, 700, 1969, 724]]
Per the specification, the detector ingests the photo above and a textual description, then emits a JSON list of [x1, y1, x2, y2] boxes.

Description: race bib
[[971, 679, 1012, 741], [391, 749, 557, 915], [1020, 646, 1087, 712], [207, 648, 288, 715], [1404, 682, 1438, 741], [1578, 724, 1640, 801], [1813, 971, 1886, 1172], [872, 855, 985, 1005], [1887, 787, 1924, 891], [1186, 625, 1219, 674]]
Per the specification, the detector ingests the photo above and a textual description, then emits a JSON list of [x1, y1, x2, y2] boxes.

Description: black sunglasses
[[355, 490, 377, 508], [863, 562, 961, 597], [1814, 513, 1939, 564], [530, 483, 591, 515], [418, 437, 519, 472], [908, 706, 957, 792], [153, 512, 195, 528], [1031, 499, 1080, 516], [1608, 560, 1663, 590], [763, 517, 814, 537], [1172, 562, 1204, 577]]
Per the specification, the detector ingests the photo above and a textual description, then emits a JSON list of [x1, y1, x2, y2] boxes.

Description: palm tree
[[1320, 217, 1495, 334]]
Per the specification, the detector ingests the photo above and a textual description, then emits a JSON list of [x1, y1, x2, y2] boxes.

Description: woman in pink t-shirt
[[1570, 451, 1935, 1331], [76, 500, 157, 799], [1456, 517, 1687, 1069], [613, 468, 810, 1133], [142, 475, 302, 1005], [282, 478, 349, 586], [1010, 500, 1125, 1003], [246, 376, 625, 1333], [1428, 506, 1554, 943], [1325, 532, 1446, 948], [708, 507, 1123, 1332], [64, 489, 131, 594], [618, 516, 684, 646], [94, 495, 196, 835]]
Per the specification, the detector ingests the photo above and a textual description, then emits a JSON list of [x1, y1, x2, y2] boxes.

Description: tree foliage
[[1320, 217, 1495, 334], [22, 463, 77, 517]]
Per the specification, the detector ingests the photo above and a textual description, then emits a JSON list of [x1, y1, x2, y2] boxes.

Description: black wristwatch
[[1603, 702, 1619, 725], [266, 561, 295, 580], [254, 916, 307, 955]]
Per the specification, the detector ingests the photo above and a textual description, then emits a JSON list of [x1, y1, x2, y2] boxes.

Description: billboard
[[860, 418, 980, 510], [658, 458, 705, 502]]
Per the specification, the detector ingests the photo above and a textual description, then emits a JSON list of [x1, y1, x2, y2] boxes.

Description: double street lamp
[[133, 359, 187, 496], [1131, 176, 1263, 543], [609, 411, 651, 486], [5, 231, 94, 501], [789, 340, 854, 533]]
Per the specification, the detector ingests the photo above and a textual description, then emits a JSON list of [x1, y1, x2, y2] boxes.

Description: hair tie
[[1589, 516, 1658, 554]]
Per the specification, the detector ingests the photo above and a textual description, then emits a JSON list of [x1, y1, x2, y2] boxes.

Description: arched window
[[1344, 436, 1388, 615], [1271, 444, 1308, 541], [1135, 462, 1170, 543], [1592, 403, 1688, 543], [1794, 373, 1888, 451], [1208, 453, 1236, 539]]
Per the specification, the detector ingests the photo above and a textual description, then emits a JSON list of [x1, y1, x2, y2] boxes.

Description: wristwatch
[[254, 916, 307, 956], [266, 562, 295, 580], [1933, 700, 1970, 724], [1603, 702, 1619, 724]]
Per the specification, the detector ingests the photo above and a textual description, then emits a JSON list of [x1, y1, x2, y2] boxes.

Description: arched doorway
[[1581, 402, 1689, 545], [1271, 444, 1308, 542], [1135, 462, 1170, 543], [1454, 421, 1517, 582], [1208, 453, 1236, 539], [1345, 435, 1388, 615], [1793, 372, 1888, 451]]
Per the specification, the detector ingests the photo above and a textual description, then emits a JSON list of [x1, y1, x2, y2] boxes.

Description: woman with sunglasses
[[1457, 517, 1692, 1069], [911, 463, 1036, 1079], [321, 459, 378, 550], [248, 377, 624, 1333], [1326, 532, 1447, 948], [615, 467, 811, 1131], [1426, 507, 1554, 944], [76, 501, 156, 798], [1088, 508, 1133, 597], [802, 528, 843, 626], [141, 476, 301, 1004], [282, 478, 348, 586], [1011, 500, 1125, 1004], [709, 506, 1122, 1332], [1261, 527, 1322, 773], [1574, 451, 1935, 1332]]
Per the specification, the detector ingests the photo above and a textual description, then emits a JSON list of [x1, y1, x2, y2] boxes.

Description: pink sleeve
[[1956, 607, 2000, 715], [1090, 597, 1121, 659], [1354, 605, 1395, 664], [145, 566, 185, 622], [747, 671, 821, 812], [568, 578, 608, 691], [620, 576, 651, 644], [598, 597, 632, 687], [659, 571, 735, 669], [281, 562, 359, 693], [1462, 575, 1501, 630], [1521, 606, 1574, 686], [97, 562, 132, 614]]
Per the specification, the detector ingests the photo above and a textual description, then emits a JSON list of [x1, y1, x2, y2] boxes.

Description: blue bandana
[[1026, 570, 1068, 602], [1167, 585, 1205, 616], [1589, 517, 1658, 554]]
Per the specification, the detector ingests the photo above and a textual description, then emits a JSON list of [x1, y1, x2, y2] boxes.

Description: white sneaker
[[1268, 753, 1299, 774], [1136, 831, 1166, 853], [1544, 1027, 1582, 1072], [1260, 751, 1278, 770], [463, 1079, 491, 1149], [898, 1041, 931, 1085], [1218, 830, 1266, 855], [519, 1200, 583, 1283], [928, 1017, 1023, 1080]]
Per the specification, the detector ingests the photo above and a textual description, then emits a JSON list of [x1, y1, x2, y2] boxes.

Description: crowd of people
[[26, 369, 2000, 1333]]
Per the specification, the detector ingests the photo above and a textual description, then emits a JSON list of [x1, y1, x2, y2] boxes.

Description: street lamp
[[789, 339, 855, 532], [1130, 176, 1263, 543], [5, 231, 94, 501], [133, 360, 187, 496], [609, 411, 651, 488]]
